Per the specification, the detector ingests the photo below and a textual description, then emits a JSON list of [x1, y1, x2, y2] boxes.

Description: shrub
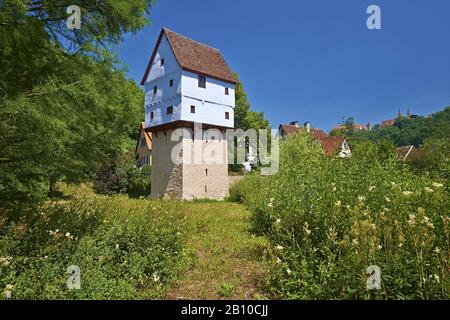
[[0, 197, 185, 299], [94, 150, 151, 197], [234, 132, 449, 299]]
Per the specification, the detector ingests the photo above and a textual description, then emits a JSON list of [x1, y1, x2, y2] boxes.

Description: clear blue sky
[[118, 0, 450, 131]]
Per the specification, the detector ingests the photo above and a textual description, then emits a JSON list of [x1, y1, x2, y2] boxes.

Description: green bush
[[233, 132, 449, 299], [94, 150, 151, 197], [0, 197, 185, 299]]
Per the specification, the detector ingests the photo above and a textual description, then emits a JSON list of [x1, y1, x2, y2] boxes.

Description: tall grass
[[230, 133, 449, 299], [0, 197, 186, 299]]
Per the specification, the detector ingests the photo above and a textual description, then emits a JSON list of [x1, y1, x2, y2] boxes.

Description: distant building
[[332, 124, 368, 132], [278, 122, 351, 157], [381, 119, 396, 128], [381, 108, 418, 128], [135, 122, 152, 168]]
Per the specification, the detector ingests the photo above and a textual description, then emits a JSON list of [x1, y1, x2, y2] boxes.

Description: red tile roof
[[280, 124, 300, 135], [141, 28, 236, 85], [316, 136, 345, 155], [381, 119, 395, 127], [279, 124, 345, 155]]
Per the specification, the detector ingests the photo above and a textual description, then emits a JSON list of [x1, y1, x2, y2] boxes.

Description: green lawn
[[165, 201, 271, 300]]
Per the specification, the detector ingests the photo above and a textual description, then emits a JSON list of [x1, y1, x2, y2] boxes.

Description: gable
[[141, 28, 236, 85], [135, 123, 153, 153], [142, 32, 180, 84]]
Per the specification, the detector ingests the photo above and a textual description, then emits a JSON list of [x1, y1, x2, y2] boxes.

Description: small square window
[[190, 105, 196, 113], [160, 58, 165, 66], [167, 106, 173, 114], [225, 112, 230, 120], [150, 112, 154, 120], [153, 86, 157, 94], [198, 75, 206, 88], [225, 88, 229, 95], [169, 79, 174, 87]]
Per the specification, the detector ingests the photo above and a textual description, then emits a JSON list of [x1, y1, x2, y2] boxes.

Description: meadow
[[229, 133, 449, 299]]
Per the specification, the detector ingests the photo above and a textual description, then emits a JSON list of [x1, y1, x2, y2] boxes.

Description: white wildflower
[[433, 247, 441, 254], [286, 268, 292, 276], [276, 257, 282, 264], [385, 197, 391, 202], [369, 186, 375, 192], [275, 245, 284, 251], [358, 196, 366, 202], [334, 200, 341, 207], [115, 244, 120, 250], [152, 272, 160, 282], [408, 214, 416, 226], [377, 245, 383, 250], [424, 187, 434, 193], [0, 256, 12, 267], [403, 191, 413, 196], [275, 218, 281, 224], [5, 284, 14, 291], [432, 182, 443, 188], [352, 239, 359, 245], [434, 274, 440, 283]]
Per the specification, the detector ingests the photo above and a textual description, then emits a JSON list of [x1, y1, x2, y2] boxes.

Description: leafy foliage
[[334, 107, 450, 148], [0, 197, 185, 299], [231, 132, 449, 299], [0, 1, 150, 208], [94, 151, 151, 197]]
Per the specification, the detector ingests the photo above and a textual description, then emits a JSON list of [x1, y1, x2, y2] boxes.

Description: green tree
[[233, 72, 269, 131], [0, 0, 153, 208]]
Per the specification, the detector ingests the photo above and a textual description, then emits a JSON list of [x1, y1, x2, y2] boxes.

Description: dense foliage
[[333, 107, 450, 148], [0, 1, 150, 209], [94, 151, 151, 197], [0, 197, 185, 299], [230, 132, 449, 299]]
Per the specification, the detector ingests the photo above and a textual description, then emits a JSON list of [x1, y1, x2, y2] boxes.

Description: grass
[[50, 183, 272, 300], [165, 201, 271, 300]]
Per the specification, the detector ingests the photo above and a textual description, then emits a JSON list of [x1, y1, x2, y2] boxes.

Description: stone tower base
[[150, 128, 229, 200]]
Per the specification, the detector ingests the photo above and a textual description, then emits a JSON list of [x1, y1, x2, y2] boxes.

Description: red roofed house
[[278, 122, 351, 157], [141, 28, 236, 199]]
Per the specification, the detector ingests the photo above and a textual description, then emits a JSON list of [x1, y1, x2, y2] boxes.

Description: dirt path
[[166, 202, 270, 300]]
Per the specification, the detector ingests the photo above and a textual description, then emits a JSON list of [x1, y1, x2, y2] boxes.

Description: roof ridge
[[163, 27, 220, 52]]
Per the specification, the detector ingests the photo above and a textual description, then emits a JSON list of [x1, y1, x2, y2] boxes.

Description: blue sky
[[118, 0, 450, 131]]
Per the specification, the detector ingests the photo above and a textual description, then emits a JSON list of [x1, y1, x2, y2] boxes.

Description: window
[[198, 75, 206, 88], [225, 88, 229, 95], [167, 106, 173, 114], [160, 58, 165, 66], [150, 112, 154, 120], [153, 86, 157, 94], [225, 112, 230, 120], [190, 105, 196, 113], [141, 138, 146, 146], [169, 79, 174, 87], [205, 168, 208, 176]]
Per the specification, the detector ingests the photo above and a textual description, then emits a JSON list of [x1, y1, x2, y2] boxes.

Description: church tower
[[140, 28, 236, 200]]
